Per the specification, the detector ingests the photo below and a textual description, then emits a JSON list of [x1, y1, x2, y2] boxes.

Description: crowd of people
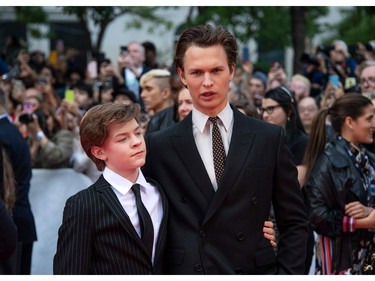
[[0, 25, 374, 275]]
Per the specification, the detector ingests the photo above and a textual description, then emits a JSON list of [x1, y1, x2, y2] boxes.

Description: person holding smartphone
[[118, 42, 151, 110]]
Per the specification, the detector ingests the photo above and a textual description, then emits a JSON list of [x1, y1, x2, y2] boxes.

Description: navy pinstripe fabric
[[53, 175, 167, 274]]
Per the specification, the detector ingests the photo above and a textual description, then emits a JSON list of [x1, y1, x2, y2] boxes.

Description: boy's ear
[[91, 146, 107, 161]]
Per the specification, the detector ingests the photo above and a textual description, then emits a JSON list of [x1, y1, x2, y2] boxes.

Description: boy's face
[[94, 118, 146, 180]]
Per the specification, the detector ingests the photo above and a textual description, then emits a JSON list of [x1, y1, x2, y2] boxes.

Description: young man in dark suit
[[143, 24, 309, 274], [54, 103, 168, 274]]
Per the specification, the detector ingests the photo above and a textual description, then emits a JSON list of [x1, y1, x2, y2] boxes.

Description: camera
[[101, 77, 113, 92], [1, 63, 20, 82], [300, 44, 334, 67], [19, 110, 47, 134], [19, 113, 34, 124], [300, 52, 320, 66]]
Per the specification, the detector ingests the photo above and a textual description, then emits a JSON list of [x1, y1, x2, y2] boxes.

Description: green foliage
[[304, 6, 330, 37], [62, 6, 172, 32], [14, 7, 48, 23], [13, 7, 49, 39], [188, 7, 263, 43], [333, 7, 375, 45], [256, 7, 290, 52], [185, 6, 329, 48]]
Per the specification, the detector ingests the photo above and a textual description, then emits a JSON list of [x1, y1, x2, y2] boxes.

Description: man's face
[[140, 78, 165, 113], [177, 45, 234, 116], [290, 80, 308, 102], [360, 65, 375, 92], [127, 43, 145, 66], [248, 78, 265, 98]]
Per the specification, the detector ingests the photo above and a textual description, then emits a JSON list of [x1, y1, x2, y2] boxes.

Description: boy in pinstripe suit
[[54, 102, 168, 274]]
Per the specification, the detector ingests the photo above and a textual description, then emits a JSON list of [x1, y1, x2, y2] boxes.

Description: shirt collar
[[192, 102, 233, 133], [103, 167, 149, 195], [0, 113, 12, 122]]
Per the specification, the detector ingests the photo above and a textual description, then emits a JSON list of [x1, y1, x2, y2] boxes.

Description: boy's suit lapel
[[93, 175, 148, 254]]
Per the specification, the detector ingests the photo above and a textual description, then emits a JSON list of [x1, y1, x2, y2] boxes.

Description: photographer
[[16, 87, 73, 168], [300, 46, 331, 97], [25, 103, 73, 169], [118, 42, 151, 110], [15, 49, 37, 88], [95, 58, 124, 104], [16, 88, 46, 139], [330, 40, 357, 81]]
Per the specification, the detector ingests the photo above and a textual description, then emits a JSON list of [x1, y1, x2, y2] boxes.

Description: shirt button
[[250, 196, 258, 205], [237, 232, 245, 241], [195, 264, 203, 272], [179, 195, 187, 203], [199, 230, 206, 237]]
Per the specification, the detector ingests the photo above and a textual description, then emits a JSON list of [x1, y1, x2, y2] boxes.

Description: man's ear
[[229, 64, 235, 81], [91, 146, 107, 161], [162, 88, 172, 100], [177, 67, 187, 88]]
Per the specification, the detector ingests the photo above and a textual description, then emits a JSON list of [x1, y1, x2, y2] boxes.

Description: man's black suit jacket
[[53, 175, 168, 274], [143, 106, 309, 274]]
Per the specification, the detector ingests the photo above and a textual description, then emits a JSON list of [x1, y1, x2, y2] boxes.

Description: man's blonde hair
[[140, 69, 171, 89]]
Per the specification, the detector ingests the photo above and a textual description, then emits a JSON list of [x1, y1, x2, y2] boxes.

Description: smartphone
[[345, 77, 356, 89], [242, 46, 250, 63], [87, 60, 98, 79], [120, 46, 128, 56], [270, 61, 281, 71], [64, 89, 75, 103], [329, 74, 340, 88], [101, 77, 113, 92]]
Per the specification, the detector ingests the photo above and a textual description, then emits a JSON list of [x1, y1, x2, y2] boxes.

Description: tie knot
[[209, 116, 219, 125], [131, 184, 141, 196]]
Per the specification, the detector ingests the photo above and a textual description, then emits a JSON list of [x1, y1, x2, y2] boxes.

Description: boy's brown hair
[[80, 102, 141, 171]]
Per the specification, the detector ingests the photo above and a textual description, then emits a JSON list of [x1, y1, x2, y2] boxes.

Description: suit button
[[250, 197, 258, 205], [236, 232, 245, 241], [199, 230, 206, 237], [235, 267, 244, 274], [179, 195, 186, 203], [195, 264, 203, 272]]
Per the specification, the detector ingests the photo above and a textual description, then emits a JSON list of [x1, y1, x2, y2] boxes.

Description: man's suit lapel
[[93, 175, 147, 252], [171, 114, 215, 202], [204, 109, 256, 224]]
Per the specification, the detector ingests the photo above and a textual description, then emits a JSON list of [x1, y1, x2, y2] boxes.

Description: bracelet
[[36, 131, 45, 141]]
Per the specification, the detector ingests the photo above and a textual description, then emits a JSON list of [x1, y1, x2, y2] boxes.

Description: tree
[[177, 6, 329, 74], [61, 7, 173, 54], [333, 7, 375, 45], [291, 7, 306, 74]]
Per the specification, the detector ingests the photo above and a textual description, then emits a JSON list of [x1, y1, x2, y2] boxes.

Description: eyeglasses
[[259, 105, 282, 115], [298, 106, 318, 114], [360, 77, 375, 86], [333, 49, 345, 55]]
